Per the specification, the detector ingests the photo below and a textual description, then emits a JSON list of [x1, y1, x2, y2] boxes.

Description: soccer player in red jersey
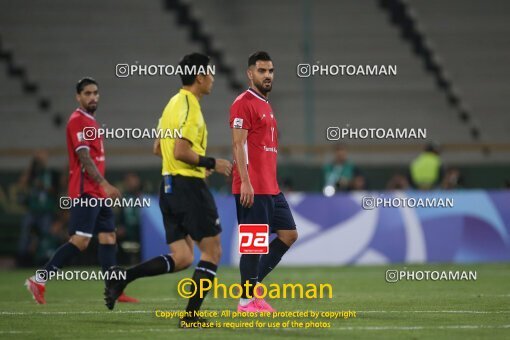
[[230, 52, 299, 312], [25, 77, 137, 304]]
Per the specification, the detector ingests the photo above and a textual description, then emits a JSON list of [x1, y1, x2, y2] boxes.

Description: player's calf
[[172, 253, 194, 271]]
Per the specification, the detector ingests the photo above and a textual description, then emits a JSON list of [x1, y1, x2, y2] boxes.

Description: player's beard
[[255, 80, 272, 96], [86, 102, 98, 113]]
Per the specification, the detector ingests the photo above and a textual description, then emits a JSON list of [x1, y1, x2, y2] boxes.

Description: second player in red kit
[[230, 52, 298, 312], [66, 108, 106, 199], [25, 77, 137, 305]]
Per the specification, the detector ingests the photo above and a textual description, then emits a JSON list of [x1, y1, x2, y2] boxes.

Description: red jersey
[[66, 108, 106, 199], [230, 88, 280, 195]]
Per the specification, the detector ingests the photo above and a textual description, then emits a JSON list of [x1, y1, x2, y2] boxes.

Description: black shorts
[[235, 192, 296, 233], [68, 194, 115, 237], [159, 175, 221, 243]]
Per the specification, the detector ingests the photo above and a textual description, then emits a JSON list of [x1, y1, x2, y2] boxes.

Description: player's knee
[[70, 236, 90, 251], [280, 230, 298, 246]]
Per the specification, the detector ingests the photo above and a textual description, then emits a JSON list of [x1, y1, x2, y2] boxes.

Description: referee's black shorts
[[159, 175, 221, 243]]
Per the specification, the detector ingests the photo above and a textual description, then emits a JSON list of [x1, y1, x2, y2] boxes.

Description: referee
[[105, 53, 232, 325]]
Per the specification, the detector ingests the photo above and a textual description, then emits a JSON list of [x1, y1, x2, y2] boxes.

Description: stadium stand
[[409, 0, 510, 144], [160, 0, 510, 163], [0, 0, 235, 168], [0, 0, 508, 169]]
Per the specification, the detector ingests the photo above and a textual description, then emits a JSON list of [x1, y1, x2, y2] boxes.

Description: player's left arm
[[76, 148, 121, 199]]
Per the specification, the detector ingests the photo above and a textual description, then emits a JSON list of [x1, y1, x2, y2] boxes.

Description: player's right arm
[[76, 148, 121, 199], [232, 128, 254, 207]]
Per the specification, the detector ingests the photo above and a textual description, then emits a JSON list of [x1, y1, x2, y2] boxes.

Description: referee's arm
[[153, 139, 161, 157], [174, 138, 232, 176], [174, 138, 199, 164]]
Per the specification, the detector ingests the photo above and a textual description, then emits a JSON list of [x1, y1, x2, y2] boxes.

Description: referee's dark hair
[[248, 51, 272, 67], [76, 77, 98, 94], [179, 53, 211, 86]]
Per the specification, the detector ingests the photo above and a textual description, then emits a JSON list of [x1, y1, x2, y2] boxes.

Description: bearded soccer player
[[25, 77, 137, 304], [230, 52, 298, 312], [104, 53, 232, 327]]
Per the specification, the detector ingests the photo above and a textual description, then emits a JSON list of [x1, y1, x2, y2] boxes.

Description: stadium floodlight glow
[[323, 185, 336, 197]]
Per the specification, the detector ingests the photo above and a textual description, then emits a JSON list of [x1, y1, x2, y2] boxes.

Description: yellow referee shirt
[[158, 88, 208, 178]]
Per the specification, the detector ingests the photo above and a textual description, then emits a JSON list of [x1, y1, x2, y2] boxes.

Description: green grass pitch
[[0, 263, 509, 339]]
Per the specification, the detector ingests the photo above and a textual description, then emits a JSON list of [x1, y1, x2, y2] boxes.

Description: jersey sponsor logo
[[263, 146, 278, 153], [233, 117, 244, 129], [238, 224, 269, 254]]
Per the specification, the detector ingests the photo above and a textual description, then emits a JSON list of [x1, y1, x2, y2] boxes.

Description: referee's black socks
[[185, 260, 218, 313], [125, 254, 175, 284]]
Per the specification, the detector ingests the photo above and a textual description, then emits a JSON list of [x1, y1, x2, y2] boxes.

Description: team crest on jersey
[[77, 132, 84, 142], [233, 118, 244, 129]]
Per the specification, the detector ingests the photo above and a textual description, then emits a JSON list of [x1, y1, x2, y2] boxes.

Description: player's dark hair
[[76, 77, 98, 94], [248, 51, 272, 67], [179, 53, 211, 86]]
